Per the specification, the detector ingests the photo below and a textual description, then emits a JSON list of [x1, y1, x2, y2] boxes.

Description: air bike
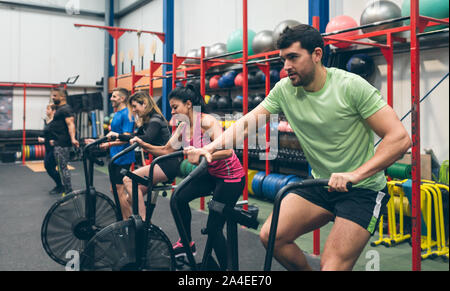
[[79, 143, 177, 270], [170, 156, 260, 271], [41, 136, 122, 266], [263, 179, 352, 271], [79, 146, 259, 271]]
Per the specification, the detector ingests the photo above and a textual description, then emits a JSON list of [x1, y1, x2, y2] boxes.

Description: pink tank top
[[184, 112, 244, 181]]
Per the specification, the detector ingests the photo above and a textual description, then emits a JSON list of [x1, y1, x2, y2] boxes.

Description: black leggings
[[174, 169, 245, 269], [44, 146, 62, 188]]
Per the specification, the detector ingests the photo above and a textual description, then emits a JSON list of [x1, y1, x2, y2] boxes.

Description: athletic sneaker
[[172, 238, 196, 257], [49, 186, 64, 195]]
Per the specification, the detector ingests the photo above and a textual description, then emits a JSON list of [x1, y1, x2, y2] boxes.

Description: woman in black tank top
[[107, 91, 181, 221]]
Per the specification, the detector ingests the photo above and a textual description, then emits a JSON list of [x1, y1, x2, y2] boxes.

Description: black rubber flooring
[[0, 161, 301, 271]]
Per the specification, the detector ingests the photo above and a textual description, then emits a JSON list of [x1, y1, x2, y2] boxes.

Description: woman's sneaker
[[172, 238, 196, 258], [49, 186, 64, 195]]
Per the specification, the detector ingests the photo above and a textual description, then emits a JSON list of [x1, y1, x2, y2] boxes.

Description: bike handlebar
[[263, 178, 352, 271]]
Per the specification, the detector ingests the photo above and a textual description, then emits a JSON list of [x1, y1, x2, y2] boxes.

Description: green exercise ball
[[226, 28, 256, 59], [402, 0, 449, 32]]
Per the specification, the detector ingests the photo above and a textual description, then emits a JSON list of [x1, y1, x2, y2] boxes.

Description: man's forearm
[[68, 123, 77, 141], [353, 132, 411, 182]]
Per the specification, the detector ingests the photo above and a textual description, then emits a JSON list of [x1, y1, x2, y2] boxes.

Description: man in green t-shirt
[[184, 24, 411, 271]]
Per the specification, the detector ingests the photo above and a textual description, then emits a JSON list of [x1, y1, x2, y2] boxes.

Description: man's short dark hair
[[277, 24, 324, 57], [112, 87, 130, 101], [51, 87, 68, 98]]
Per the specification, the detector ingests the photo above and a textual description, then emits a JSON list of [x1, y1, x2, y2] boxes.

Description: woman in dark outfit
[[107, 91, 182, 221], [38, 103, 63, 194]]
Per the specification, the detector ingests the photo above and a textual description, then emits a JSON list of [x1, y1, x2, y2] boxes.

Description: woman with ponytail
[[130, 85, 245, 269], [107, 91, 182, 221]]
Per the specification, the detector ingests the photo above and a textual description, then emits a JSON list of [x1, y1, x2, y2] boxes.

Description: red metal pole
[[264, 58, 271, 176], [114, 35, 119, 88], [410, 0, 421, 271], [312, 15, 321, 256], [386, 33, 394, 108], [22, 85, 26, 165], [242, 0, 249, 210], [131, 65, 135, 94], [149, 61, 154, 96]]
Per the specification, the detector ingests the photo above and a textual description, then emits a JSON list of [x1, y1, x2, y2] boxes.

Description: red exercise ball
[[279, 68, 288, 79], [209, 75, 220, 89], [325, 15, 359, 49], [234, 72, 243, 87]]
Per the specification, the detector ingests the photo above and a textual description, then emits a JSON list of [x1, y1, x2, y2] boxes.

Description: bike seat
[[207, 200, 259, 230], [120, 169, 150, 185]]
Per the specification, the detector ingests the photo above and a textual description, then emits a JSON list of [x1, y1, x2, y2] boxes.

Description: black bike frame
[[263, 179, 352, 271]]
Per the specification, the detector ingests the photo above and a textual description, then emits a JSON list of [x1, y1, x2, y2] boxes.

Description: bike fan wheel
[[80, 221, 176, 271], [41, 190, 120, 266]]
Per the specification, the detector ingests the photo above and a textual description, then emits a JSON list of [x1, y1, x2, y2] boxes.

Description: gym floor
[[0, 161, 448, 271]]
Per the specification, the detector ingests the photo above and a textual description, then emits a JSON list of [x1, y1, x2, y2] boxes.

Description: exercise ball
[[251, 94, 264, 108], [273, 19, 301, 48], [234, 72, 244, 87], [360, 0, 403, 42], [346, 54, 375, 81], [217, 96, 231, 109], [184, 49, 197, 64], [402, 0, 449, 32], [209, 75, 220, 89], [255, 70, 265, 84], [279, 68, 288, 79], [204, 94, 211, 104], [248, 72, 258, 85], [325, 15, 359, 48], [226, 28, 256, 58], [207, 94, 221, 110], [270, 69, 280, 83], [209, 42, 227, 58], [252, 30, 276, 54], [219, 71, 237, 88], [232, 95, 243, 109]]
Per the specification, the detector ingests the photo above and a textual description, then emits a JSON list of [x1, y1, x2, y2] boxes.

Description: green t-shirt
[[261, 67, 387, 192]]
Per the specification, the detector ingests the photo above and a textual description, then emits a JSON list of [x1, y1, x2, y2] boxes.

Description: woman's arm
[[129, 136, 175, 156], [129, 121, 187, 156]]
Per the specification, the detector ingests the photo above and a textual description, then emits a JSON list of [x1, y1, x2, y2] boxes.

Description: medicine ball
[[248, 72, 258, 85], [232, 95, 243, 109], [269, 69, 280, 83], [248, 94, 256, 109], [217, 96, 231, 109], [346, 54, 375, 80], [209, 75, 220, 89], [207, 94, 221, 110], [219, 71, 237, 88], [251, 94, 264, 108], [234, 72, 244, 87], [255, 70, 265, 84]]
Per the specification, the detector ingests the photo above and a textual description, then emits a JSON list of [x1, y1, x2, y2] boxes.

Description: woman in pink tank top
[[130, 85, 245, 269]]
